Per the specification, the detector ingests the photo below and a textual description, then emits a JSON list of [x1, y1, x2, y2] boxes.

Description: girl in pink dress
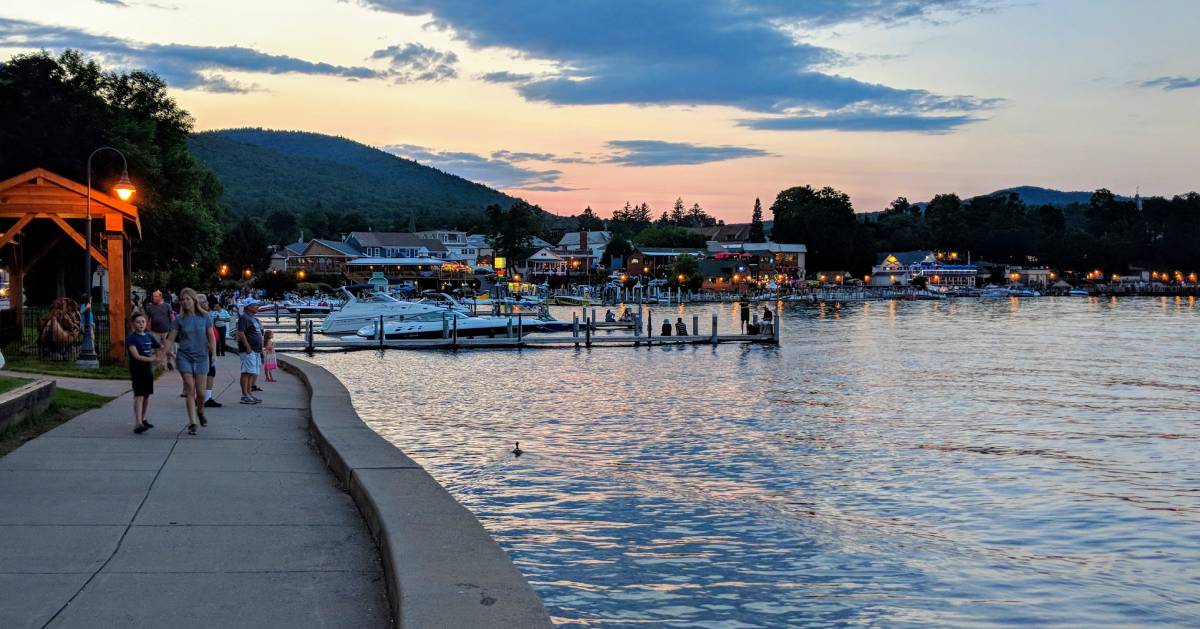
[[263, 330, 278, 382]]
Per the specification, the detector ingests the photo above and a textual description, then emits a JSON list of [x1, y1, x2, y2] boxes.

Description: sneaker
[[251, 385, 263, 392], [134, 424, 147, 434], [204, 399, 223, 408], [250, 395, 263, 403], [198, 414, 207, 428], [143, 421, 155, 429], [187, 424, 197, 435], [240, 396, 257, 404]]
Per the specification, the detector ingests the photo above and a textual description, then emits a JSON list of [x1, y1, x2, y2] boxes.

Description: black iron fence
[[0, 306, 114, 364]]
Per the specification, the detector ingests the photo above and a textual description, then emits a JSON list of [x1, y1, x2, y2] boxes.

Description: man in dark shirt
[[143, 290, 174, 370], [236, 302, 264, 404]]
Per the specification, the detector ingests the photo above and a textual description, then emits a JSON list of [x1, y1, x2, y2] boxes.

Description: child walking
[[126, 312, 160, 434], [263, 330, 278, 382]]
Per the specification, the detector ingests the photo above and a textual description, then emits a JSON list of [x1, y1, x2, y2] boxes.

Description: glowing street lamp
[[243, 268, 253, 279], [218, 263, 230, 278], [79, 146, 136, 368], [296, 269, 307, 280]]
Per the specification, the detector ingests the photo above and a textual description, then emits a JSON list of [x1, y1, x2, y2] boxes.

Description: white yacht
[[320, 290, 448, 334], [351, 310, 556, 340]]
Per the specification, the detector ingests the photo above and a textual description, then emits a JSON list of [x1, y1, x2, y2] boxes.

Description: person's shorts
[[176, 352, 210, 376], [240, 351, 262, 375], [130, 366, 153, 397]]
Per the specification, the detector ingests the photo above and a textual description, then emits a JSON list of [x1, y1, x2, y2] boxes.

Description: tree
[[300, 208, 334, 240], [603, 234, 634, 268], [221, 216, 271, 273], [633, 225, 707, 248], [685, 202, 717, 228], [885, 196, 912, 216], [670, 198, 686, 225], [577, 206, 604, 230], [769, 185, 861, 271], [0, 50, 225, 295], [264, 210, 300, 245], [336, 211, 370, 236], [748, 198, 766, 242], [486, 201, 543, 262], [924, 193, 966, 248], [671, 253, 702, 290]]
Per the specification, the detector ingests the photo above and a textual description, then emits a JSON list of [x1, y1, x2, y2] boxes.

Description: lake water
[[309, 296, 1200, 627]]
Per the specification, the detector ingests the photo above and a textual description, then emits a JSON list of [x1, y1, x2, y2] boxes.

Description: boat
[[283, 298, 340, 315], [548, 295, 591, 306], [1068, 288, 1090, 296], [978, 287, 1011, 300], [415, 291, 472, 313], [320, 290, 450, 334], [1009, 288, 1042, 297], [351, 310, 565, 340]]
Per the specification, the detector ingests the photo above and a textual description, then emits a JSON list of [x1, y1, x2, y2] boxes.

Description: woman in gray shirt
[[166, 288, 215, 435]]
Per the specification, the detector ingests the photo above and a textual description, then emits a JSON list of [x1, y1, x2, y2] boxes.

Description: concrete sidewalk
[[0, 354, 388, 628]]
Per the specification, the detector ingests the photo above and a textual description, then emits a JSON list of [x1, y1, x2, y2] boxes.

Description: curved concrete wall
[[279, 355, 554, 629]]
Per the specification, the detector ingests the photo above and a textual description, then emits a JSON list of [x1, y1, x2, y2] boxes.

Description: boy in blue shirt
[[126, 312, 160, 434]]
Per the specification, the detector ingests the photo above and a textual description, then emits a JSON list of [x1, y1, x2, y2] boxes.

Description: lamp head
[[113, 171, 135, 202]]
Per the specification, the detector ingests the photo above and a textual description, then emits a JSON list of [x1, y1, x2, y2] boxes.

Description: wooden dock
[[261, 304, 780, 353], [273, 332, 775, 352]]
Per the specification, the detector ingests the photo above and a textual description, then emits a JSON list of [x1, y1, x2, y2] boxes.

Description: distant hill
[[860, 186, 1134, 221], [188, 128, 521, 227], [991, 186, 1130, 207]]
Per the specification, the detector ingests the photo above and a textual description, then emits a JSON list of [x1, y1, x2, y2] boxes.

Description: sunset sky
[[2, 0, 1197, 222]]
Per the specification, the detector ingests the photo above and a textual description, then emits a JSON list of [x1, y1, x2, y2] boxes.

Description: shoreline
[[279, 354, 554, 629]]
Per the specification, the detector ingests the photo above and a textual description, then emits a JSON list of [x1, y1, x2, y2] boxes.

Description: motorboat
[[547, 294, 592, 306], [1068, 288, 1090, 296], [320, 290, 449, 334], [283, 298, 341, 315], [351, 310, 566, 340], [978, 287, 1011, 300], [415, 291, 472, 313]]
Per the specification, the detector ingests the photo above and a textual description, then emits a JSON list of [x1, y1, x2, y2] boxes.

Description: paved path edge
[[279, 355, 555, 629]]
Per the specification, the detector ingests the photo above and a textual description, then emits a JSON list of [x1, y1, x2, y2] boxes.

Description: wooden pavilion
[[0, 168, 139, 362]]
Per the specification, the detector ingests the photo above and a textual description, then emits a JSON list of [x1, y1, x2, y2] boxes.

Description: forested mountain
[[993, 186, 1131, 207], [188, 128, 520, 229]]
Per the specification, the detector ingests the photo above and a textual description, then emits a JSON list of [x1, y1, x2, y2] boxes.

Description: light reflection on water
[[310, 297, 1200, 627]]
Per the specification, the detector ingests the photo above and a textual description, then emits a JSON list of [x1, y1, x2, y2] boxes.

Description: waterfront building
[[415, 230, 479, 264], [1008, 266, 1054, 287], [344, 231, 448, 259], [628, 247, 705, 276], [556, 230, 611, 269], [870, 251, 977, 287], [344, 256, 475, 290], [283, 239, 361, 276]]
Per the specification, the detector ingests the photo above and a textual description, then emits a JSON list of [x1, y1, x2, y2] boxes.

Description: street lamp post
[[78, 147, 135, 368]]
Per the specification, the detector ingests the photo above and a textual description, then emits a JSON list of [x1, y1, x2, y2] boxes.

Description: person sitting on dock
[[675, 317, 688, 336], [619, 309, 633, 322], [605, 309, 616, 322], [661, 318, 672, 336], [761, 307, 774, 336]]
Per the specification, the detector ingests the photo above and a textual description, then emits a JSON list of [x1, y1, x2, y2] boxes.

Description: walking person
[[144, 290, 174, 370], [198, 294, 222, 409], [126, 312, 159, 434], [213, 299, 230, 356], [263, 330, 278, 382], [236, 301, 264, 404], [165, 288, 215, 435]]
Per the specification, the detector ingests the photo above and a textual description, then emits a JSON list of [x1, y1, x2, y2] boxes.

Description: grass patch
[[0, 375, 33, 395], [2, 355, 131, 380], [0, 387, 115, 457]]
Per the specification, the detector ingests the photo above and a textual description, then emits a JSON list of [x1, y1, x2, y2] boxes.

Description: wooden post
[[452, 312, 458, 347], [591, 307, 597, 326], [573, 313, 579, 344], [275, 303, 280, 325], [506, 317, 513, 338], [647, 308, 653, 341], [379, 315, 385, 349], [441, 312, 449, 339], [711, 313, 718, 345], [517, 314, 523, 344], [296, 311, 301, 335], [774, 302, 781, 344], [585, 315, 591, 347], [105, 232, 127, 362], [692, 314, 699, 339], [306, 320, 314, 352]]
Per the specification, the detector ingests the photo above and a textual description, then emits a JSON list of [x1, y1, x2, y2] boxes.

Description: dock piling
[[692, 314, 699, 339], [378, 315, 384, 349], [711, 313, 718, 345], [774, 302, 781, 343], [305, 320, 314, 353], [585, 315, 592, 347]]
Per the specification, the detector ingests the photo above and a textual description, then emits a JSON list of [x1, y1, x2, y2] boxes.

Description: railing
[[0, 306, 114, 363]]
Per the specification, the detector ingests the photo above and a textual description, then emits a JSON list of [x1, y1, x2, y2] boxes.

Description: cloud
[[370, 43, 458, 82], [361, 1, 998, 128], [738, 111, 984, 133], [479, 71, 533, 83], [93, 0, 127, 6], [383, 144, 571, 189], [490, 149, 591, 164], [603, 140, 773, 166], [0, 17, 382, 91], [1137, 76, 1200, 91]]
